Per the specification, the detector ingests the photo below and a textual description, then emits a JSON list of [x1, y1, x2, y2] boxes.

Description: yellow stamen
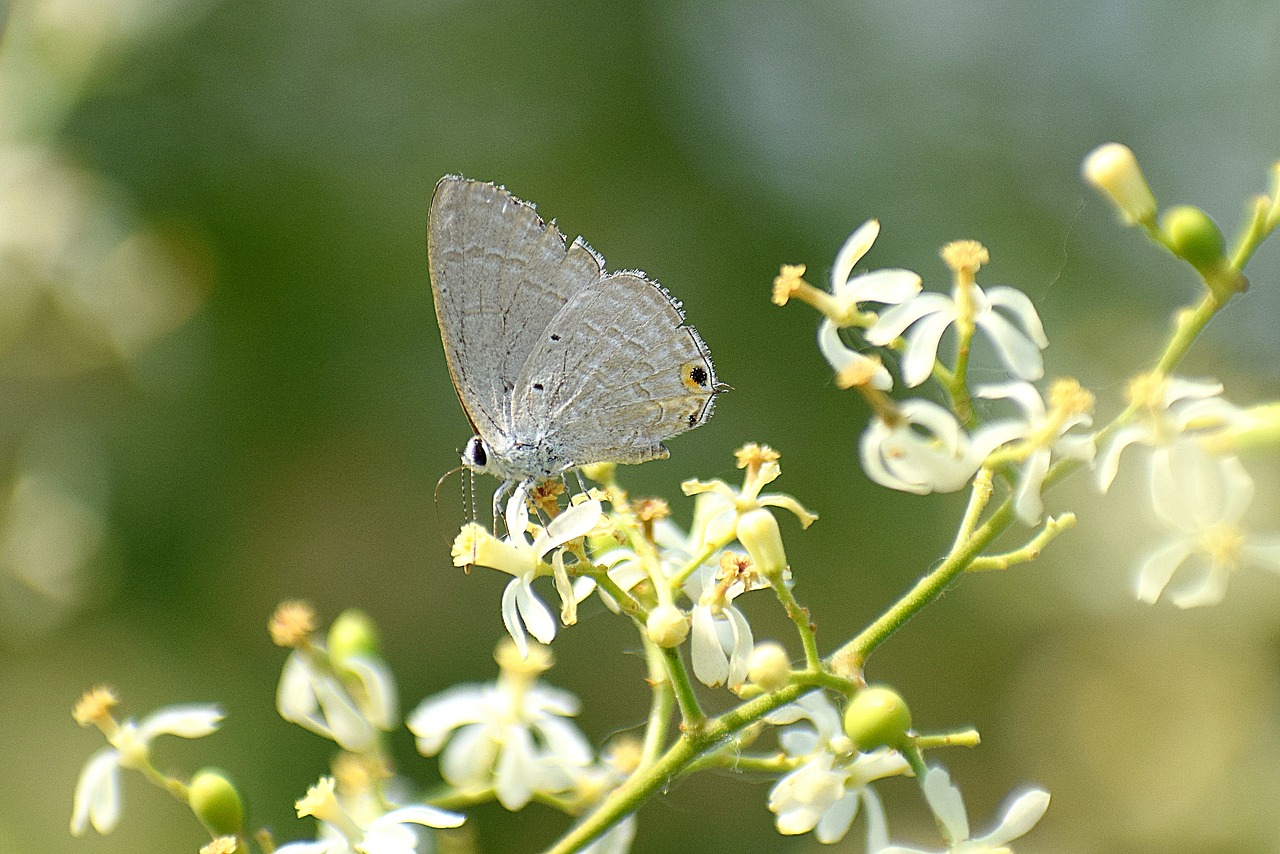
[[73, 686, 119, 728], [269, 601, 316, 648]]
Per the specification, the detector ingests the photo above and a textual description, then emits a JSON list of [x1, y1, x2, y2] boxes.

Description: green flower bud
[[328, 609, 381, 662], [646, 604, 690, 648], [746, 641, 792, 692], [1082, 142, 1157, 227], [188, 768, 244, 837], [843, 685, 912, 751], [736, 508, 787, 582]]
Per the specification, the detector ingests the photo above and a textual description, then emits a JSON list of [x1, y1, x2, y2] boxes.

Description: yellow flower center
[[1199, 522, 1245, 568]]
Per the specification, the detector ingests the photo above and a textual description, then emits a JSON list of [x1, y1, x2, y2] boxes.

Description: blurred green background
[[3, 0, 1280, 852]]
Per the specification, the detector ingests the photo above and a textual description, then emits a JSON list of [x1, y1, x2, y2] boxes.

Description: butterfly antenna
[[433, 465, 468, 549]]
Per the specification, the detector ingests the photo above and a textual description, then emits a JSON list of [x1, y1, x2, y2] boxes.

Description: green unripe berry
[[843, 685, 912, 751], [1161, 205, 1225, 272], [328, 608, 381, 661], [189, 767, 244, 837]]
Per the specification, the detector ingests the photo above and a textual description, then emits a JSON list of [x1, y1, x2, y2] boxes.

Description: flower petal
[[921, 766, 969, 843], [899, 310, 956, 388], [866, 292, 954, 345], [1136, 540, 1192, 604], [831, 220, 880, 293], [377, 804, 467, 830], [985, 286, 1049, 348], [1171, 563, 1231, 609], [343, 653, 400, 730], [407, 685, 490, 754], [691, 605, 729, 688], [70, 748, 120, 836], [515, 576, 557, 645], [975, 787, 1050, 846], [814, 788, 859, 844], [975, 309, 1044, 381], [846, 268, 922, 304], [137, 704, 224, 741]]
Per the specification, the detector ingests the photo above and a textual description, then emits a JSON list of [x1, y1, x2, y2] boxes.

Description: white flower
[[765, 692, 907, 845], [860, 400, 1011, 495], [1096, 374, 1244, 492], [407, 645, 592, 811], [1136, 439, 1280, 608], [684, 556, 771, 690], [274, 777, 463, 854], [277, 647, 397, 752], [975, 380, 1095, 524], [866, 242, 1046, 389], [70, 704, 223, 836], [830, 221, 925, 321], [815, 220, 923, 390], [453, 487, 602, 657], [878, 766, 1049, 853]]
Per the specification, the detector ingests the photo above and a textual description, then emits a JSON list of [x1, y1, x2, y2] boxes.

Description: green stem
[[1154, 293, 1221, 376], [827, 498, 1017, 678], [639, 639, 674, 771], [660, 646, 705, 730], [967, 513, 1075, 572], [773, 579, 822, 671], [542, 681, 812, 854]]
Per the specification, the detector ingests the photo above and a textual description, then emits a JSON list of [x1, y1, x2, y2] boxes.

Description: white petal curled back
[[70, 748, 121, 836], [974, 787, 1051, 847], [342, 653, 400, 730], [690, 605, 728, 687], [973, 305, 1044, 382], [137, 704, 224, 741], [831, 220, 881, 291], [921, 766, 969, 843]]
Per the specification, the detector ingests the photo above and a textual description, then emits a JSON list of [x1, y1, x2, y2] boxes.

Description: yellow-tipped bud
[[736, 508, 787, 582], [189, 768, 244, 837], [327, 609, 381, 662], [843, 685, 913, 751], [746, 641, 792, 692], [1082, 142, 1157, 227], [646, 604, 690, 648]]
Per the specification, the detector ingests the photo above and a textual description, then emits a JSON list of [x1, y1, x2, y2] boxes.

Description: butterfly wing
[[427, 176, 604, 444], [511, 271, 719, 468]]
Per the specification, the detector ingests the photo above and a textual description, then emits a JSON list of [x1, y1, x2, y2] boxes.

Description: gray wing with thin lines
[[427, 176, 604, 443], [511, 272, 720, 467]]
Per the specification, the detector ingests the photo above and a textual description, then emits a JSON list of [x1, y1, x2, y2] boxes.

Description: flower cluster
[[67, 146, 1280, 854]]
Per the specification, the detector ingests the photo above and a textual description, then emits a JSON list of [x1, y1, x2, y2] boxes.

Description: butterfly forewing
[[427, 176, 604, 445]]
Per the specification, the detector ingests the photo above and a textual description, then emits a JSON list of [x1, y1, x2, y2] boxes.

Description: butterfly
[[427, 176, 723, 507]]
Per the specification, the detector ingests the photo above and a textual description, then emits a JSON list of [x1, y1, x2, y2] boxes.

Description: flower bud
[[736, 508, 787, 582], [1082, 143, 1157, 227], [746, 641, 791, 692], [646, 604, 690, 648], [843, 685, 912, 751], [328, 609, 381, 662], [189, 768, 244, 837]]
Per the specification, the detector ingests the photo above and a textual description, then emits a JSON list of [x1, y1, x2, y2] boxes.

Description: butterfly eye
[[681, 362, 711, 391], [462, 436, 488, 469]]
